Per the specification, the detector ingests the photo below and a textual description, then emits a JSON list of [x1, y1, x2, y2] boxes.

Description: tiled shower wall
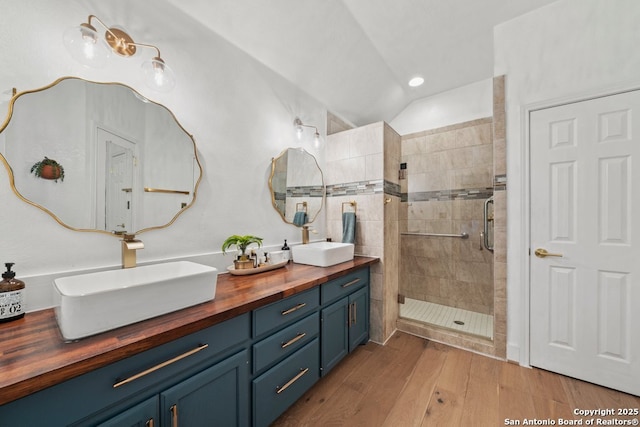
[[400, 118, 495, 315], [325, 121, 400, 344]]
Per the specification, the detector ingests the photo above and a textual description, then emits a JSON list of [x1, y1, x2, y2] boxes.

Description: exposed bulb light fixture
[[293, 117, 321, 147], [63, 15, 176, 92], [294, 118, 304, 139], [408, 76, 425, 87]]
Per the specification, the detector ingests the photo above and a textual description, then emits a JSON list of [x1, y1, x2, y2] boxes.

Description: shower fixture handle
[[483, 197, 494, 252], [534, 248, 563, 258]]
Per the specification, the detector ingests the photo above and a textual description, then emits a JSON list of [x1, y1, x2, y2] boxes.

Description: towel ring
[[296, 201, 308, 213], [342, 201, 357, 214]]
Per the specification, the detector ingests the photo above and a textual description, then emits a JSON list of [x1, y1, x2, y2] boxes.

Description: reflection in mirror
[[0, 77, 202, 235], [269, 148, 324, 226]]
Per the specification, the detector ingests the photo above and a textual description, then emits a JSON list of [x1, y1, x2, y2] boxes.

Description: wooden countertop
[[0, 257, 378, 406]]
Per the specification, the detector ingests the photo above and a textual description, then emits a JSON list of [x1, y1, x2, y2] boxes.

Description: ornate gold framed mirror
[[0, 77, 202, 236]]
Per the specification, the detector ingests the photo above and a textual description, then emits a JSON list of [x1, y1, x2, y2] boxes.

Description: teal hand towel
[[342, 212, 356, 244], [293, 211, 308, 226]]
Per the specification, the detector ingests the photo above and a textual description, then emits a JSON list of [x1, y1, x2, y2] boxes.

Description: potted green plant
[[221, 234, 263, 269], [30, 157, 65, 182]]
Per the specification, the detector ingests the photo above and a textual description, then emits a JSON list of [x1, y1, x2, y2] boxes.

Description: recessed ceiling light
[[408, 76, 424, 87]]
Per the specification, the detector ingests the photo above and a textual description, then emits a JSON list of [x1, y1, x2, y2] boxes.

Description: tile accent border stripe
[[326, 180, 401, 197], [494, 174, 507, 190], [385, 181, 402, 198], [408, 187, 494, 202], [287, 185, 325, 198], [326, 176, 503, 200], [326, 181, 496, 201]]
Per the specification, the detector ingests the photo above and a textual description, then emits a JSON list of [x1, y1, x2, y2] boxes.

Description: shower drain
[[453, 320, 465, 325]]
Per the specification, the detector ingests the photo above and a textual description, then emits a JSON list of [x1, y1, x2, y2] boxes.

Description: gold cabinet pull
[[146, 419, 154, 427], [113, 344, 209, 388], [534, 248, 563, 258], [170, 404, 178, 427], [347, 302, 357, 326], [281, 332, 306, 349], [281, 302, 306, 316], [342, 278, 360, 288], [276, 368, 309, 394], [353, 302, 357, 326]]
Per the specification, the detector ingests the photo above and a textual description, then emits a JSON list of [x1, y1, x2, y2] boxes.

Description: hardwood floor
[[272, 332, 640, 426]]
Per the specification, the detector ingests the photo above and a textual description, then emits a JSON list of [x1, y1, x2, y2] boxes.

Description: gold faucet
[[121, 234, 144, 268], [302, 225, 310, 244]]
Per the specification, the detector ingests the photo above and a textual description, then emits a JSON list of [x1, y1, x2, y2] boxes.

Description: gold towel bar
[[144, 187, 190, 195]]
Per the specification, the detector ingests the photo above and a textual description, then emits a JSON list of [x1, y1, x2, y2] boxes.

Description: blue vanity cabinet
[[0, 264, 374, 427], [320, 297, 349, 373], [159, 349, 249, 427], [250, 267, 371, 426], [93, 350, 249, 427], [0, 313, 251, 427], [253, 339, 320, 427], [251, 287, 321, 427], [320, 269, 370, 376], [347, 286, 369, 351]]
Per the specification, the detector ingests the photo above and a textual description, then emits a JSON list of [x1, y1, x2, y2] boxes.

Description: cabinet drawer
[[253, 312, 319, 374], [253, 287, 319, 337], [253, 339, 319, 427], [321, 268, 368, 305]]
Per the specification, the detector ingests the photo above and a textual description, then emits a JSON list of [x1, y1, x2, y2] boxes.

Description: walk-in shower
[[398, 118, 495, 341]]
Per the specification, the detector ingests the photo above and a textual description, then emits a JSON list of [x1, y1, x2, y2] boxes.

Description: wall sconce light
[[293, 117, 321, 148], [63, 15, 176, 92]]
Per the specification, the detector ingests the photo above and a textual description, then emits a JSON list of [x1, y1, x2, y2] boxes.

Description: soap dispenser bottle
[[0, 263, 25, 322], [282, 239, 290, 263]]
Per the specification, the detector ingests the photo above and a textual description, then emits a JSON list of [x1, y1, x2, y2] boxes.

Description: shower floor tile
[[400, 298, 493, 340]]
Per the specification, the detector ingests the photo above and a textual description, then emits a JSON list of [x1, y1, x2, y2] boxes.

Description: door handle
[[483, 197, 494, 252], [534, 248, 563, 258]]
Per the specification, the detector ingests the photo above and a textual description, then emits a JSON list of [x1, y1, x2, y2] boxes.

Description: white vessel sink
[[292, 242, 355, 267], [53, 261, 218, 340]]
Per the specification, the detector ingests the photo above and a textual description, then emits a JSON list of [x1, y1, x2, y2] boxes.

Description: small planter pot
[[40, 165, 62, 180]]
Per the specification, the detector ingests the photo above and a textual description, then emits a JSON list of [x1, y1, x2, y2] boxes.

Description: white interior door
[[96, 128, 137, 233], [106, 141, 133, 233], [530, 89, 640, 396]]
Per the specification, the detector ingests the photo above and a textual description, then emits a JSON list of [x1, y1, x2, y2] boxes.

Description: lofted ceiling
[[165, 0, 558, 126]]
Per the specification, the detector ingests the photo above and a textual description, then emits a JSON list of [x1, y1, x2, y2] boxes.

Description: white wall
[[4, 79, 90, 227], [389, 78, 493, 135], [0, 0, 327, 310], [495, 0, 640, 362]]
